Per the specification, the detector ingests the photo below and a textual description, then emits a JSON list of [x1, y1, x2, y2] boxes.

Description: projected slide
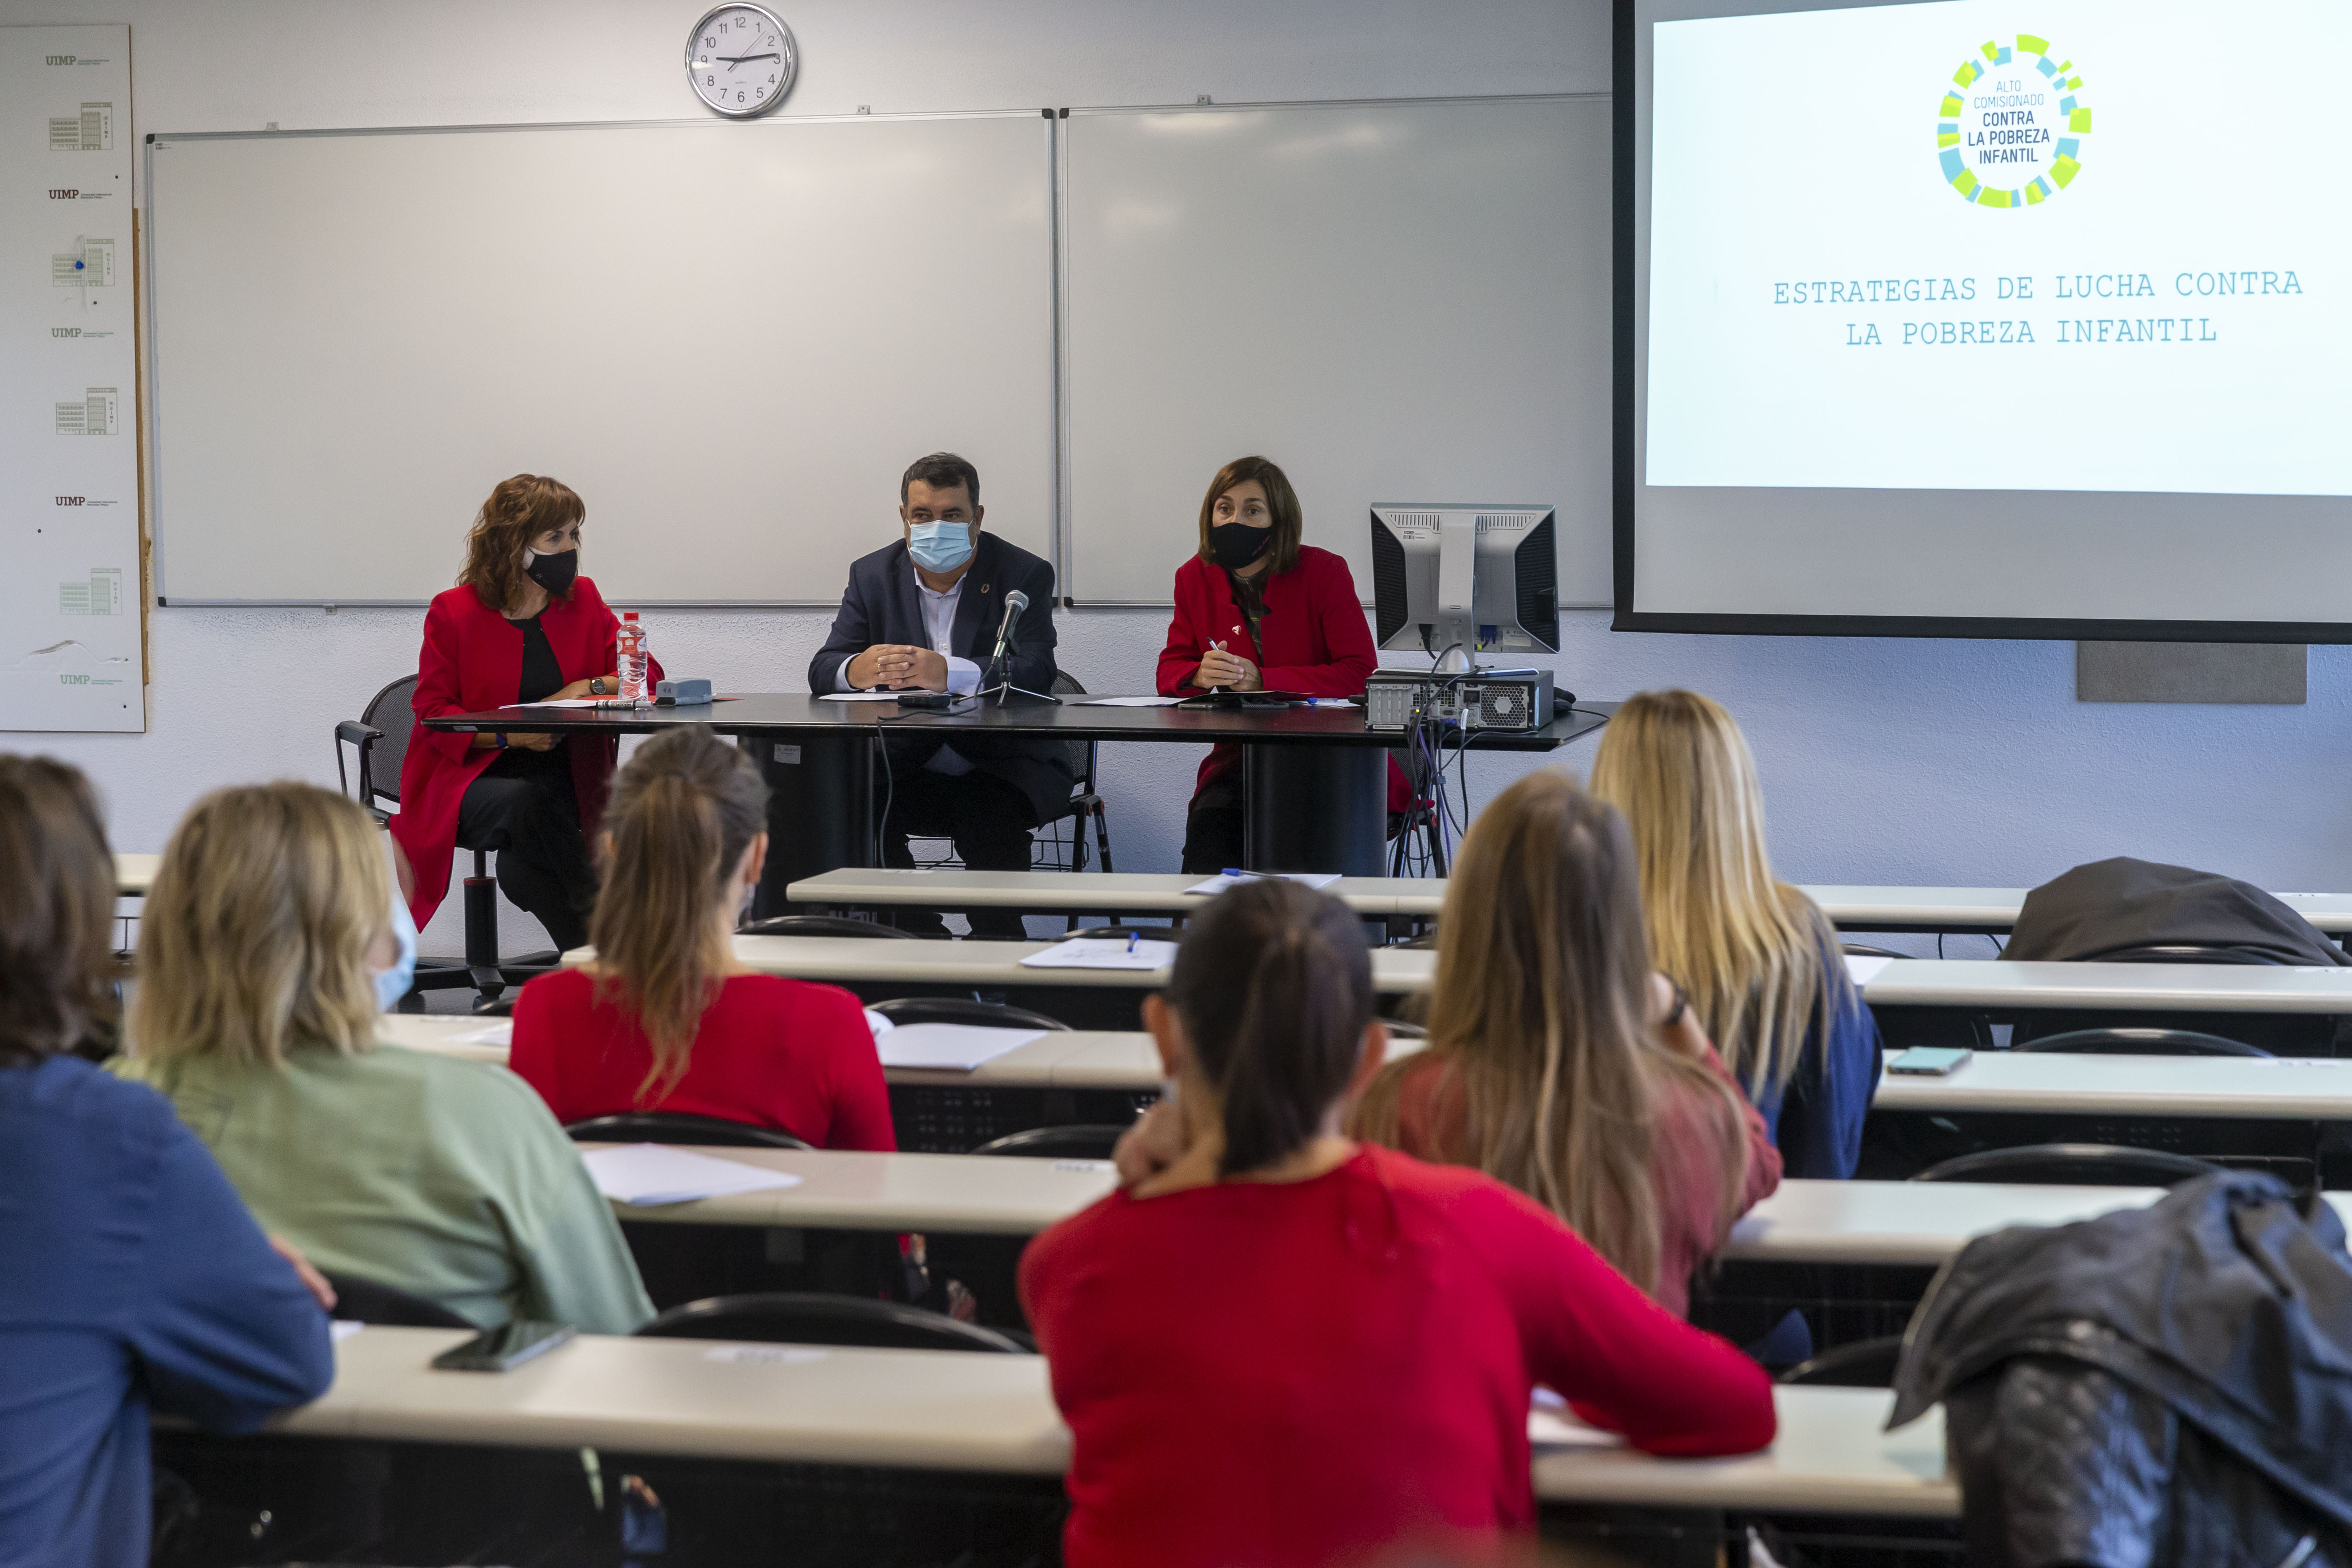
[[1645, 0, 2345, 497]]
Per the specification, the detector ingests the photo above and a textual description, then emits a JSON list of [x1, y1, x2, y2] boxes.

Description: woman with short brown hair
[[389, 473, 661, 950], [1153, 456, 1384, 872]]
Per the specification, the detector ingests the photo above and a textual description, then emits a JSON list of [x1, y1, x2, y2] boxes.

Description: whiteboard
[[1, 24, 144, 730], [145, 114, 1054, 604], [1061, 97, 1612, 606]]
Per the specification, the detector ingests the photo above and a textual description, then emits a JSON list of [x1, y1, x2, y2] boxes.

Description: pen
[[1125, 931, 1141, 955], [1220, 868, 1267, 880]]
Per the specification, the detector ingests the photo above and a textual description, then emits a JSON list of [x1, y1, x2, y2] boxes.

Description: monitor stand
[[1432, 644, 1481, 676]]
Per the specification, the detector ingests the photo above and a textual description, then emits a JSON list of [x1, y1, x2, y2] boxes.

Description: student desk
[[788, 867, 1450, 920], [421, 695, 1612, 897], [115, 852, 159, 896], [199, 1326, 1956, 1519], [1866, 959, 2352, 1013]]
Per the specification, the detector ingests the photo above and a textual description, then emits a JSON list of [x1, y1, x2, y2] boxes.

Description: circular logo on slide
[[1936, 35, 2090, 208]]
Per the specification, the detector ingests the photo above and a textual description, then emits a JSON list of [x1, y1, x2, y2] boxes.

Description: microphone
[[985, 588, 1029, 683]]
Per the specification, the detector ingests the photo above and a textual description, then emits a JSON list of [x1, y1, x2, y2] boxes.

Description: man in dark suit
[[808, 451, 1070, 938]]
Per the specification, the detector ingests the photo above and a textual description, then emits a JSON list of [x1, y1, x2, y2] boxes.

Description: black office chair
[[1776, 1335, 1904, 1388], [739, 913, 920, 940], [967, 1124, 1131, 1161], [335, 673, 558, 1007], [636, 1293, 1031, 1352], [1033, 671, 1116, 875], [2094, 943, 2290, 966], [564, 1112, 813, 1151], [1840, 943, 1907, 960], [866, 997, 1071, 1032], [2016, 1026, 2271, 1058], [318, 1271, 475, 1330], [1910, 1142, 2223, 1187]]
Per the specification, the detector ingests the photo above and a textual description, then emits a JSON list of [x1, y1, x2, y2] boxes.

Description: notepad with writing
[[1018, 936, 1181, 970], [582, 1143, 804, 1206]]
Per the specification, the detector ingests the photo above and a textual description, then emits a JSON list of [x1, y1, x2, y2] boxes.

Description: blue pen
[[1220, 868, 1266, 880], [1126, 931, 1141, 956]]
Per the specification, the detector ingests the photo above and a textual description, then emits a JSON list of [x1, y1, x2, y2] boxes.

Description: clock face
[[686, 5, 796, 118]]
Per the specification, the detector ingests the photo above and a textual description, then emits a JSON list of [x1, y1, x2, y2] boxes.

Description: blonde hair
[[1353, 770, 1748, 1293], [589, 726, 767, 1105], [1589, 688, 1850, 1096], [132, 782, 389, 1067]]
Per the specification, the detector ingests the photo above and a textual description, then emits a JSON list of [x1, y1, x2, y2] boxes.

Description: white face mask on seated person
[[370, 895, 418, 1014]]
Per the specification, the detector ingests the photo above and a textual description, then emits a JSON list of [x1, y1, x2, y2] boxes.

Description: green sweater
[[113, 1042, 652, 1334]]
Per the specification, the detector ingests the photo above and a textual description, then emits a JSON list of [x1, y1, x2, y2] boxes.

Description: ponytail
[[1166, 881, 1372, 1177], [588, 726, 768, 1103]]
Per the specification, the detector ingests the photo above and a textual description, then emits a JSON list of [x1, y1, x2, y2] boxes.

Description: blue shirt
[[0, 1055, 333, 1568], [1746, 949, 1885, 1180]]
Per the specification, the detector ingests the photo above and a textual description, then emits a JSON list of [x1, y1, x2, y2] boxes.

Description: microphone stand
[[976, 610, 1060, 707]]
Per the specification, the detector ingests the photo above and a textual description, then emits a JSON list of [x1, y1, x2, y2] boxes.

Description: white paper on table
[[1185, 871, 1342, 896], [864, 1008, 894, 1039], [512, 698, 611, 708], [818, 691, 910, 701], [451, 1022, 513, 1046], [330, 1320, 366, 1342], [1019, 936, 1181, 971], [875, 1023, 1048, 1070], [582, 1143, 804, 1206], [1844, 955, 1895, 985], [1529, 1387, 1626, 1450], [1079, 695, 1187, 707]]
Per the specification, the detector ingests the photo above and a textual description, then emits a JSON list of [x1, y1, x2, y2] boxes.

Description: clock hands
[[717, 51, 780, 67]]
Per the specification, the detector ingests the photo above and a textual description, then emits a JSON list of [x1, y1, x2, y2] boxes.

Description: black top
[[486, 612, 570, 780], [1224, 568, 1269, 661]]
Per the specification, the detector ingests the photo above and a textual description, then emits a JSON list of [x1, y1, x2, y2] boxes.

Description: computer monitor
[[1369, 505, 1560, 670]]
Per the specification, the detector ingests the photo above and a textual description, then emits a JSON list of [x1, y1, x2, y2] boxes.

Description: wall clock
[[686, 5, 796, 118]]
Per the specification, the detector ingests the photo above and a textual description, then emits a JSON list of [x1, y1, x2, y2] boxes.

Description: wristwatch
[[589, 676, 607, 696], [494, 733, 510, 750]]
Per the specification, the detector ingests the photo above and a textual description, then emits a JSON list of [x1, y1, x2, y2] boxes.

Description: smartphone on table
[[429, 1319, 576, 1372], [1888, 1046, 1974, 1076]]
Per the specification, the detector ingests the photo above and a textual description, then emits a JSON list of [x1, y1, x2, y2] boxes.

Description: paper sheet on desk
[[1020, 936, 1180, 970], [583, 1143, 803, 1206], [1530, 1387, 1626, 1449], [1844, 955, 1894, 985], [512, 698, 612, 708], [864, 1009, 893, 1039], [819, 691, 911, 701], [450, 1022, 512, 1047], [876, 1023, 1048, 1070], [1186, 872, 1341, 895], [1080, 695, 1187, 707]]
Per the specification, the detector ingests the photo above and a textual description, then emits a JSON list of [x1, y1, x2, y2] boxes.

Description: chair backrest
[[1910, 1142, 2223, 1187], [636, 1292, 1031, 1352], [565, 1112, 813, 1150], [867, 997, 1071, 1031], [739, 914, 917, 940], [1776, 1335, 1903, 1388], [966, 1124, 1131, 1160], [2016, 1026, 2271, 1058], [1047, 670, 1094, 788], [357, 674, 421, 807], [319, 1270, 475, 1329]]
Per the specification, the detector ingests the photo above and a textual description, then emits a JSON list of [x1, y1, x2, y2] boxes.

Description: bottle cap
[[623, 612, 639, 621]]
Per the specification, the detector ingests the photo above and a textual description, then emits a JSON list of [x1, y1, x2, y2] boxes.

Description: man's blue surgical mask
[[907, 520, 974, 574], [374, 893, 419, 1013]]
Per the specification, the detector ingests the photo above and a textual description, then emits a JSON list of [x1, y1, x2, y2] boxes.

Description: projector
[[1365, 668, 1556, 733]]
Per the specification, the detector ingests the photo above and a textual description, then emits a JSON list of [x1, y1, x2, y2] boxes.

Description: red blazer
[[1155, 546, 1392, 801], [389, 578, 659, 927]]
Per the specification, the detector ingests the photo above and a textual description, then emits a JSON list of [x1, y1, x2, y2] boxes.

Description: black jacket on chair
[[1890, 1171, 2352, 1568], [806, 534, 1073, 825], [2007, 857, 2350, 968]]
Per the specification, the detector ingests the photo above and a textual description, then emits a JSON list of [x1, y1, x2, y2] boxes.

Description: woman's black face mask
[[523, 548, 578, 596], [1209, 522, 1272, 571]]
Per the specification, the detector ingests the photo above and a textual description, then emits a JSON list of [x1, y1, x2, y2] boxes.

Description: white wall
[[9, 0, 2350, 961]]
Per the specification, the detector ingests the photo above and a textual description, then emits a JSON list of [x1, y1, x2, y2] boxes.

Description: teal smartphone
[[1889, 1046, 1974, 1076]]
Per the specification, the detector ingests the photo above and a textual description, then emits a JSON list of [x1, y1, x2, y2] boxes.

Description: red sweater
[[1019, 1145, 1774, 1568], [508, 969, 895, 1151], [1155, 547, 1401, 805], [389, 578, 662, 927], [1381, 1043, 1781, 1317]]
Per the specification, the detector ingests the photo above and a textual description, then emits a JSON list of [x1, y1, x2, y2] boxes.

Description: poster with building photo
[[2, 24, 143, 730]]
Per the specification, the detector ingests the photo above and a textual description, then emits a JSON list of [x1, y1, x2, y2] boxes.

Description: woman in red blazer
[[1155, 456, 1381, 873], [390, 475, 658, 947]]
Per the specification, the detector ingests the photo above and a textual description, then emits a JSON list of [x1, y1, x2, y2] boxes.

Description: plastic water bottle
[[618, 612, 648, 705]]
